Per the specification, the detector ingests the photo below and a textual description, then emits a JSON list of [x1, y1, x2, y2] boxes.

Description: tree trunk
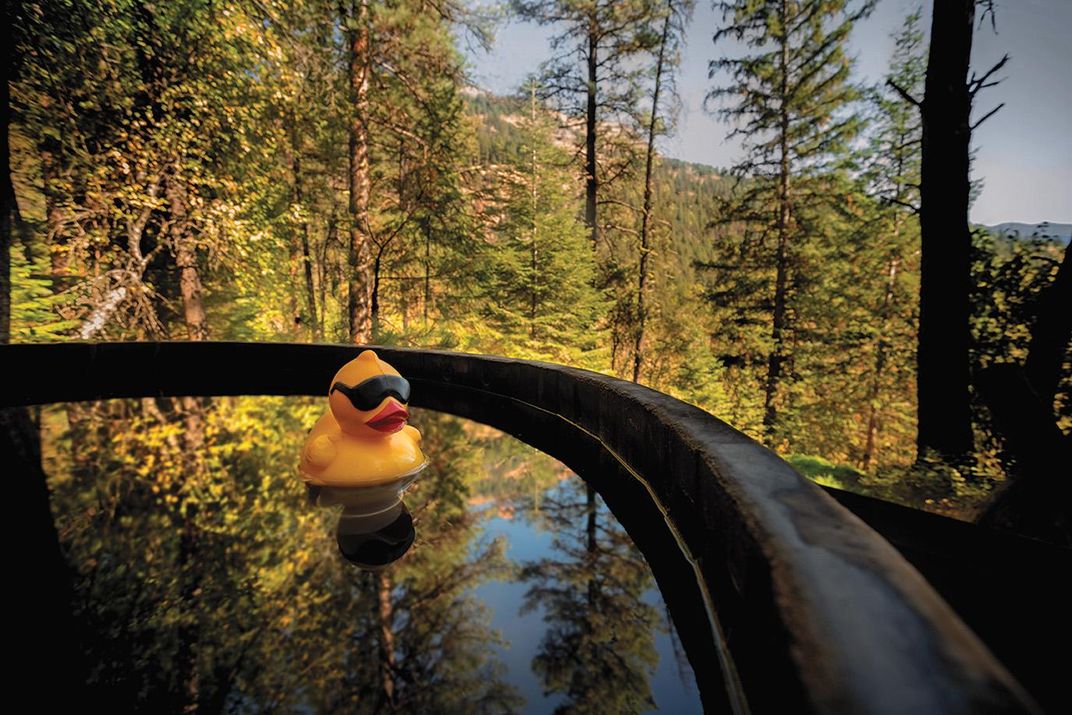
[[289, 124, 319, 340], [40, 145, 68, 280], [4, 404, 87, 710], [0, 53, 83, 703], [423, 228, 431, 327], [1023, 241, 1071, 413], [321, 198, 337, 333], [584, 18, 598, 246], [371, 250, 382, 339], [974, 244, 1071, 544], [1, 45, 12, 344], [376, 571, 397, 708], [632, 6, 672, 384], [530, 222, 538, 338], [530, 82, 539, 339], [585, 483, 598, 609], [167, 173, 207, 710], [976, 365, 1071, 546], [169, 179, 208, 342], [916, 0, 976, 462], [346, 0, 373, 343], [863, 256, 900, 470], [177, 508, 203, 714], [763, 8, 791, 444]]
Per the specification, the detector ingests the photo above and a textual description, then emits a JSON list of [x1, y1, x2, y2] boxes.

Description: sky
[[463, 0, 1072, 225]]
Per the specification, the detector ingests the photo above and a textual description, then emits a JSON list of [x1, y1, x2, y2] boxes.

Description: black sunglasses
[[330, 374, 411, 411]]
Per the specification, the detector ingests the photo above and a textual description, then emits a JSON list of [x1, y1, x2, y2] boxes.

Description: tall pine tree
[[631, 0, 694, 383], [478, 86, 606, 366], [858, 10, 925, 470], [708, 0, 873, 445]]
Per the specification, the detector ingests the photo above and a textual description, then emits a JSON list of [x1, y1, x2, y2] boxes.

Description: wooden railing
[[0, 342, 1038, 713]]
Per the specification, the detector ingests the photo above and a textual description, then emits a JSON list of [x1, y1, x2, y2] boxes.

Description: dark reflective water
[[40, 398, 702, 713]]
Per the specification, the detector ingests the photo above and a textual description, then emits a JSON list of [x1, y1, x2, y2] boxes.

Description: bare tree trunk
[[345, 0, 373, 343], [584, 18, 598, 246], [916, 0, 976, 462], [763, 6, 791, 445], [632, 5, 672, 384]]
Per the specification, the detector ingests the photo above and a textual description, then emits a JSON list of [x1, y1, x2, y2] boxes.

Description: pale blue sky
[[463, 0, 1071, 225]]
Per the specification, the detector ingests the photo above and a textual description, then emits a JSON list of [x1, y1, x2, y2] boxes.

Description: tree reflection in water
[[39, 398, 686, 713], [519, 480, 663, 714]]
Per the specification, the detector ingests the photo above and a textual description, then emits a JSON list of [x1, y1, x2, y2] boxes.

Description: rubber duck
[[300, 350, 427, 487]]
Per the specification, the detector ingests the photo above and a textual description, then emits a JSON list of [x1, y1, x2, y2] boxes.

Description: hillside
[[465, 91, 733, 273], [982, 222, 1071, 245]]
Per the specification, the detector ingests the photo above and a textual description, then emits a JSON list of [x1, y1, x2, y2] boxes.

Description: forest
[[3, 0, 1071, 711], [3, 1, 1069, 520]]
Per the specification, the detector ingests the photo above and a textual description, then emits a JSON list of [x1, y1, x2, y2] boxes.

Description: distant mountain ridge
[[981, 222, 1071, 245], [466, 90, 1070, 251]]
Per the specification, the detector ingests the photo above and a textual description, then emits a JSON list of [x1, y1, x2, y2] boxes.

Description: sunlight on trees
[[5, 0, 1069, 521]]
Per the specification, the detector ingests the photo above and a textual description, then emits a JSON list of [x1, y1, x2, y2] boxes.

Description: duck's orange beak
[[366, 399, 408, 433]]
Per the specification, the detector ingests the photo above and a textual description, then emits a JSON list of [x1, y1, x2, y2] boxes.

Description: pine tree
[[857, 10, 926, 471], [513, 0, 660, 247], [340, 0, 374, 342], [632, 0, 694, 383], [707, 0, 873, 445], [365, 1, 479, 339], [479, 85, 606, 366]]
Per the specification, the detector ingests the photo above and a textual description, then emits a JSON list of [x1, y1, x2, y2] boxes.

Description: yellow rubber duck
[[300, 350, 427, 487]]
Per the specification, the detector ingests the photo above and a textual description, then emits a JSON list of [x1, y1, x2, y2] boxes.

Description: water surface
[[41, 397, 702, 713]]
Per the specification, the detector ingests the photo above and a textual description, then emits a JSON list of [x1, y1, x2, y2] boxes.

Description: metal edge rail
[[0, 341, 1038, 714]]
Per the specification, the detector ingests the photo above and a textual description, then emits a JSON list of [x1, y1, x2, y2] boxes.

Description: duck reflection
[[336, 502, 414, 570], [308, 475, 419, 570]]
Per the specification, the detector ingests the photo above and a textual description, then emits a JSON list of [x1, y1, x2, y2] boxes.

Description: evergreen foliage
[[5, 0, 1069, 519], [705, 0, 875, 444]]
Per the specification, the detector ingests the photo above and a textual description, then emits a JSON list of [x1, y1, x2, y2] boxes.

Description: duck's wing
[[305, 434, 338, 469]]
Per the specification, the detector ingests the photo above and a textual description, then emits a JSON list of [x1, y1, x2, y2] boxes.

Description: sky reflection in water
[[43, 398, 701, 713]]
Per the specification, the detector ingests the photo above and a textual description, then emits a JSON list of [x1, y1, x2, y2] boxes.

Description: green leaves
[[9, 250, 78, 341]]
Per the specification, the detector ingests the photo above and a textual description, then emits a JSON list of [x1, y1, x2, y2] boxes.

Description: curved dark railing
[[1, 342, 1037, 713]]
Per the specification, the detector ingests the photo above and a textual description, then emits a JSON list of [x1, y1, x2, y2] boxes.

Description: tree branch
[[971, 103, 1004, 131], [881, 196, 920, 215], [969, 54, 1009, 97], [886, 79, 921, 108]]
